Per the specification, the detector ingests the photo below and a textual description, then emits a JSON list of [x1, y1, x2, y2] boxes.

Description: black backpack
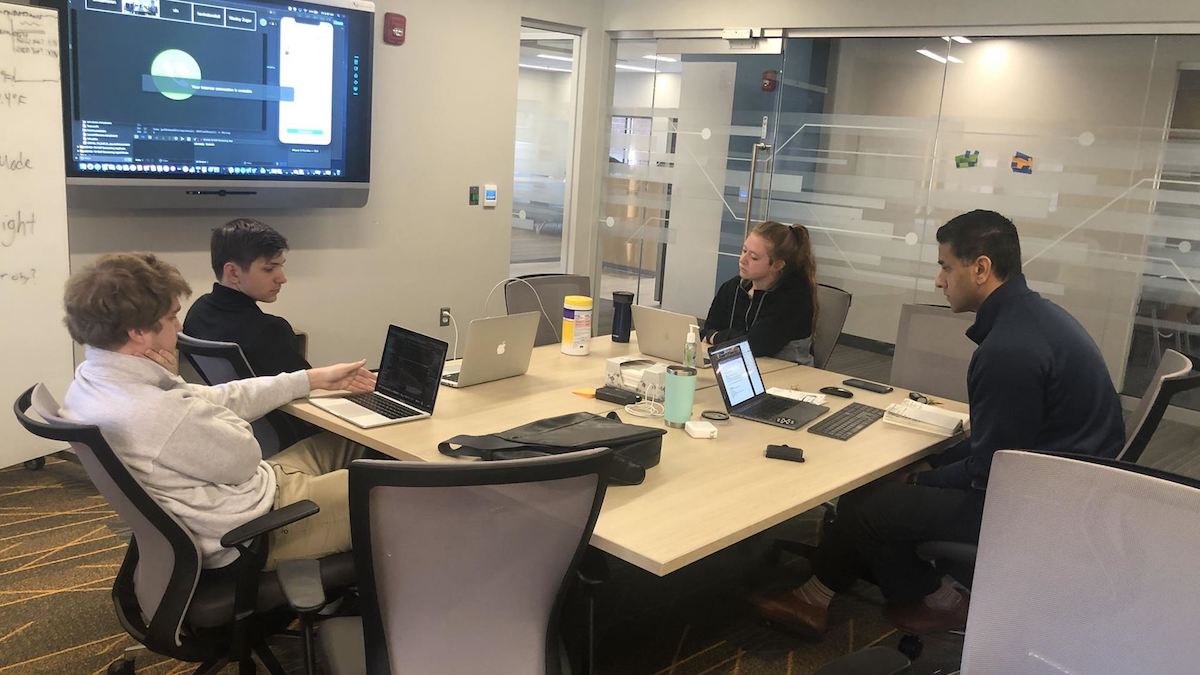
[[438, 411, 665, 485]]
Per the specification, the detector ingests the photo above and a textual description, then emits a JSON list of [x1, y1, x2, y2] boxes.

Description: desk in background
[[284, 337, 966, 576]]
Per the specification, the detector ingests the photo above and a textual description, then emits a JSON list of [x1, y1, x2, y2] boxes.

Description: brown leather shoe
[[748, 588, 829, 638], [882, 589, 970, 635]]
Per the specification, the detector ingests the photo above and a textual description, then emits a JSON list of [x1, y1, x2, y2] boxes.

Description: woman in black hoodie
[[701, 221, 818, 364]]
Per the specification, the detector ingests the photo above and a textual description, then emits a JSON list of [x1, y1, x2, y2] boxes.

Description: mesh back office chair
[[817, 450, 1200, 674], [506, 274, 592, 346], [811, 284, 852, 369], [961, 450, 1200, 673], [13, 384, 356, 675], [1119, 348, 1200, 463], [888, 304, 976, 402], [176, 332, 294, 458], [318, 449, 614, 675]]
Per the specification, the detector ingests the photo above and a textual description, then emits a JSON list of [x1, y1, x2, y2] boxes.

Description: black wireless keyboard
[[807, 402, 885, 441], [346, 392, 422, 419]]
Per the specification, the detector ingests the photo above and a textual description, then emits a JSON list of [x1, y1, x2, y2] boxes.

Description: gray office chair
[[818, 450, 1200, 674], [888, 304, 976, 402], [176, 332, 289, 457], [1119, 348, 1200, 463], [506, 274, 592, 346], [318, 449, 615, 675], [812, 284, 852, 369], [13, 384, 355, 675]]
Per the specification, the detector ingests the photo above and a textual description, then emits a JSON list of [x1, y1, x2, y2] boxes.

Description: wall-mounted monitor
[[58, 0, 374, 209]]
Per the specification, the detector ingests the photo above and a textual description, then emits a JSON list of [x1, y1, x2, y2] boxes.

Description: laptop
[[709, 338, 828, 430], [310, 325, 448, 428], [440, 312, 540, 388], [632, 305, 699, 363]]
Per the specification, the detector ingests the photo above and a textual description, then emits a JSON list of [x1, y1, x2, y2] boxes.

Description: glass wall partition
[[601, 31, 1200, 410]]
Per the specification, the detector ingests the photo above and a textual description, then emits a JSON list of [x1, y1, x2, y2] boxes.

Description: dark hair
[[751, 220, 819, 324], [210, 218, 289, 279], [935, 209, 1022, 280], [64, 253, 192, 349]]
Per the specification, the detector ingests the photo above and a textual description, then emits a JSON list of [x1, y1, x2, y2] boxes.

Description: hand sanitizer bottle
[[683, 324, 700, 368]]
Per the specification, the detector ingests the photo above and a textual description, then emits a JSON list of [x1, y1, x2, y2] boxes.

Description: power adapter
[[596, 386, 641, 405]]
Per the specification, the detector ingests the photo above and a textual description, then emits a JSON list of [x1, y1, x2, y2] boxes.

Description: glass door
[[596, 36, 785, 332]]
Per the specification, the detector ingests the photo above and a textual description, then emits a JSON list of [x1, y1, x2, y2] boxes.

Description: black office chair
[[14, 383, 356, 675], [318, 448, 615, 674], [176, 332, 308, 457], [505, 274, 592, 346]]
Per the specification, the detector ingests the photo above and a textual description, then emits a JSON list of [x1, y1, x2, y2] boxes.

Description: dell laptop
[[632, 305, 699, 363], [709, 338, 828, 430], [441, 312, 540, 388], [310, 325, 448, 428]]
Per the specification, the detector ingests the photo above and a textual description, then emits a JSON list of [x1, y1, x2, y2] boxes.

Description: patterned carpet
[[0, 454, 963, 675]]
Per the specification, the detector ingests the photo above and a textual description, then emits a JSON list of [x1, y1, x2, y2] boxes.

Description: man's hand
[[143, 348, 179, 376], [307, 360, 376, 392]]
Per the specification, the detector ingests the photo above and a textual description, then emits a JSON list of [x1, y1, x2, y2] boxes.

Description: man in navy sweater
[[752, 209, 1125, 637]]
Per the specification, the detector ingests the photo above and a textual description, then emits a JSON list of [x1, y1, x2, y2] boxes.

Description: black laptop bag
[[437, 411, 665, 485]]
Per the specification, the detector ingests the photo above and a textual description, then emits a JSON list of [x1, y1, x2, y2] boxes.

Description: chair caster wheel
[[108, 658, 135, 675], [23, 457, 46, 471], [898, 634, 923, 660]]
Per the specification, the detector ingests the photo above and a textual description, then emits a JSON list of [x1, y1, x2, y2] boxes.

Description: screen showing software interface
[[64, 0, 370, 179], [712, 340, 766, 408], [376, 329, 444, 409]]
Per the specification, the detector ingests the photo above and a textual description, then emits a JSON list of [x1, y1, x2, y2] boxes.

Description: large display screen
[[59, 0, 374, 208]]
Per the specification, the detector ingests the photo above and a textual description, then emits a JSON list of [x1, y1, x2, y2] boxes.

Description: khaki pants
[[263, 431, 368, 570]]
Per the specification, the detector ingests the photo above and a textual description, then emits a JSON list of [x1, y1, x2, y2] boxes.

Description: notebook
[[310, 325, 448, 428], [631, 305, 698, 363], [440, 312, 540, 388], [709, 338, 829, 430]]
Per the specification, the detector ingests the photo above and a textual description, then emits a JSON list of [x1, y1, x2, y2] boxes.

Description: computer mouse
[[820, 386, 854, 398]]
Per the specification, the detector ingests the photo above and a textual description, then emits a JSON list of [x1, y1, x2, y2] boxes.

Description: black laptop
[[709, 338, 828, 430]]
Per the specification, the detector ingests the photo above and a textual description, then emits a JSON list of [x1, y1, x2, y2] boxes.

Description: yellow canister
[[561, 295, 593, 356]]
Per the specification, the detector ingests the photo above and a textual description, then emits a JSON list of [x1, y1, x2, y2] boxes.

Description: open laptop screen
[[377, 325, 448, 411], [709, 339, 765, 407]]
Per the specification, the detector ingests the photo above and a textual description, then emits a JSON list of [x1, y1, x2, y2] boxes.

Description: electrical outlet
[[439, 307, 451, 327]]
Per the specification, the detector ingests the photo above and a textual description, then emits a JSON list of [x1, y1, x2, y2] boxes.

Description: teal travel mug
[[664, 365, 697, 428]]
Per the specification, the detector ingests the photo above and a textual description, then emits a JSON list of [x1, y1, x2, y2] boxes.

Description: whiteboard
[[0, 2, 74, 468]]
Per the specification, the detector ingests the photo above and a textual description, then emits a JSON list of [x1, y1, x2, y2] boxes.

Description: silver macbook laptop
[[632, 305, 698, 363], [310, 325, 448, 428], [709, 338, 828, 430], [441, 312, 540, 388]]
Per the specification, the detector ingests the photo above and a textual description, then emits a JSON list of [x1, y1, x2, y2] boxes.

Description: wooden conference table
[[284, 334, 967, 576]]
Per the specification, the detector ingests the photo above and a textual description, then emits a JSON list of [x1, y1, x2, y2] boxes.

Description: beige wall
[[38, 0, 605, 368]]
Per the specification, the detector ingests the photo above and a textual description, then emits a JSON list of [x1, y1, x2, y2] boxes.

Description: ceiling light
[[615, 63, 657, 73], [643, 55, 678, 62], [917, 49, 947, 64], [941, 36, 972, 44], [537, 54, 573, 62], [520, 63, 572, 73], [947, 55, 963, 64]]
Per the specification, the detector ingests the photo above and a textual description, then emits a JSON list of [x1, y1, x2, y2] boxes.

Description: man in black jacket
[[751, 209, 1125, 637], [184, 218, 310, 376]]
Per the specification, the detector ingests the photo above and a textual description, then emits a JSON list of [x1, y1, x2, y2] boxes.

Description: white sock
[[922, 580, 961, 611], [795, 576, 835, 609]]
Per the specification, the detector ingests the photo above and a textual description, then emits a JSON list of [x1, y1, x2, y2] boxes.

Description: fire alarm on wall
[[383, 13, 406, 45]]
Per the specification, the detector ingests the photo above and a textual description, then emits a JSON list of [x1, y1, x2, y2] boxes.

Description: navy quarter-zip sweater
[[917, 274, 1125, 489]]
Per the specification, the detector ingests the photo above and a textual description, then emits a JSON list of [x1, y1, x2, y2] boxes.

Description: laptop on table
[[310, 325, 448, 428], [709, 338, 828, 430], [631, 305, 700, 363], [441, 312, 540, 388]]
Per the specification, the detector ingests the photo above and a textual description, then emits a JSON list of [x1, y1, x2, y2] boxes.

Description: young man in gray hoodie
[[61, 252, 377, 569]]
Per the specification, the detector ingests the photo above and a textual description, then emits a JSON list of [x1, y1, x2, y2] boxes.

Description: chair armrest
[[220, 500, 320, 548], [276, 558, 326, 614]]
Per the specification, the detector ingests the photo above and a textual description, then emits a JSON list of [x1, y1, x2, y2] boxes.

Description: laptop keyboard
[[807, 402, 884, 441], [345, 392, 422, 419], [740, 395, 798, 419]]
